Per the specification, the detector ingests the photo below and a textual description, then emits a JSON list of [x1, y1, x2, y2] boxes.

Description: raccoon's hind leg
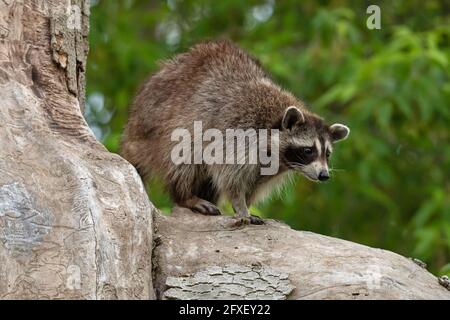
[[196, 176, 220, 205], [179, 196, 221, 216], [170, 173, 221, 216]]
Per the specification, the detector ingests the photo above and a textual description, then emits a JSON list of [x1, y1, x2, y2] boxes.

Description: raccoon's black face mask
[[279, 106, 349, 181]]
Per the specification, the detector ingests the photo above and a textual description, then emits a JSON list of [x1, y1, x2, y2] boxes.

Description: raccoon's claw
[[232, 216, 250, 227], [249, 215, 265, 225], [192, 200, 222, 216], [232, 215, 265, 226]]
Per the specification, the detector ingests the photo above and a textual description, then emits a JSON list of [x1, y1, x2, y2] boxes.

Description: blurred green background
[[86, 0, 450, 275]]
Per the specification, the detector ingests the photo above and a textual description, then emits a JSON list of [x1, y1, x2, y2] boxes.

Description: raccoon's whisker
[[286, 162, 304, 169], [329, 167, 345, 177], [287, 161, 304, 166]]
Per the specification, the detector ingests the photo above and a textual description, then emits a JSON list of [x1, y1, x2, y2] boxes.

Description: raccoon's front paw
[[232, 214, 265, 226], [192, 199, 222, 216], [249, 215, 265, 225], [233, 216, 250, 227]]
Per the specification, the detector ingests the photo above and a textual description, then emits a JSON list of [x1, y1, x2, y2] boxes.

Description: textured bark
[[0, 1, 155, 299], [154, 208, 450, 300]]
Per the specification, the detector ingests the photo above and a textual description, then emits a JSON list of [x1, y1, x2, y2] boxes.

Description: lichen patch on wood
[[164, 264, 294, 300], [0, 182, 53, 259]]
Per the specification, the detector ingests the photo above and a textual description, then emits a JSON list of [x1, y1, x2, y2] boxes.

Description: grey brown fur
[[121, 40, 349, 224]]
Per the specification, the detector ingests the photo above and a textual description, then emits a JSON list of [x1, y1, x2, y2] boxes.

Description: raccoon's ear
[[282, 106, 305, 130], [330, 124, 350, 142]]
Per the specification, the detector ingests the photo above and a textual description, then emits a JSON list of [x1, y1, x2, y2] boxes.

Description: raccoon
[[121, 40, 349, 224]]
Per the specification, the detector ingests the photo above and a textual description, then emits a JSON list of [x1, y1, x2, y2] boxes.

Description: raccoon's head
[[278, 106, 350, 182]]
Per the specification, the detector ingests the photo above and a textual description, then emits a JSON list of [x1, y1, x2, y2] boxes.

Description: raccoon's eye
[[303, 147, 313, 155], [326, 150, 331, 158]]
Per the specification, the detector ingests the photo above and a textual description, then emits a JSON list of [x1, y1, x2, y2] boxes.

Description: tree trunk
[[0, 1, 448, 300], [0, 1, 155, 299]]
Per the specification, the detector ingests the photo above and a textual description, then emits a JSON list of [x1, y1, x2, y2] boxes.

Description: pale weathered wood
[[154, 208, 450, 300], [0, 1, 155, 299]]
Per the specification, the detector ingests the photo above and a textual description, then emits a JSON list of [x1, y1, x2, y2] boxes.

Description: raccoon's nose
[[318, 170, 330, 181]]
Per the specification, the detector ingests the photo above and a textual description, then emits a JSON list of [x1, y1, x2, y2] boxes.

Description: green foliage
[[87, 0, 450, 274]]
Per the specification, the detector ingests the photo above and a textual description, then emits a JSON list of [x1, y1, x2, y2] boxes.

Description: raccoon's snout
[[298, 161, 329, 182], [318, 170, 330, 181]]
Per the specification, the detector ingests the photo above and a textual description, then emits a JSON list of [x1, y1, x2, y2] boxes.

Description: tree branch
[[153, 207, 450, 300]]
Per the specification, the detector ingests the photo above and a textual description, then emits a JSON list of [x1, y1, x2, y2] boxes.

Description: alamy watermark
[[171, 121, 280, 175], [66, 4, 82, 30], [66, 264, 81, 290], [366, 5, 381, 30], [35, 0, 82, 30]]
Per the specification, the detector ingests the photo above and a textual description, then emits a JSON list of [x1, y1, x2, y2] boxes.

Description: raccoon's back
[[121, 41, 263, 175], [128, 40, 267, 132]]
